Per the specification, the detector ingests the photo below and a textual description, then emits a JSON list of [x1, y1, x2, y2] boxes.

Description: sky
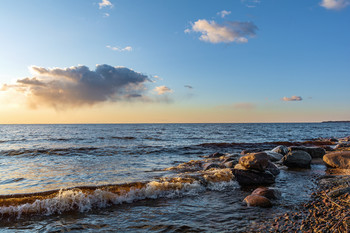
[[0, 0, 349, 124]]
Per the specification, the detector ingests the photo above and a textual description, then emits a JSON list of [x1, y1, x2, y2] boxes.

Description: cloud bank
[[320, 0, 349, 10], [6, 64, 151, 109], [282, 96, 303, 101], [185, 19, 257, 43], [106, 45, 133, 52]]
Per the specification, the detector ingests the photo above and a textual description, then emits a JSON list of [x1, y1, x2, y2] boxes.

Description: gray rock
[[288, 146, 325, 158], [266, 161, 280, 176], [271, 145, 289, 155], [282, 150, 312, 168], [233, 164, 275, 186], [202, 163, 221, 170], [265, 151, 283, 162]]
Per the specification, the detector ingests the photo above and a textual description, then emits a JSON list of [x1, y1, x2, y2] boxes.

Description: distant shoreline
[[322, 121, 350, 123]]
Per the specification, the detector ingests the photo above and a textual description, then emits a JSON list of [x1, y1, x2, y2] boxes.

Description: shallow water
[[0, 123, 349, 231]]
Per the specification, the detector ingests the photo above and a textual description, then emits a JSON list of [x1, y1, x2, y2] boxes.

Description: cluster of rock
[[233, 152, 280, 186], [244, 187, 281, 208]]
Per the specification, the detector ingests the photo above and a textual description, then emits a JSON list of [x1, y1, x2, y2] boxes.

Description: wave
[[111, 136, 136, 140], [0, 147, 100, 157], [0, 169, 234, 219]]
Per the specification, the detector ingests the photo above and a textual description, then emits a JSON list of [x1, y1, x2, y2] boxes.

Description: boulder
[[251, 187, 281, 200], [202, 163, 221, 170], [323, 151, 350, 169], [233, 164, 275, 185], [288, 146, 325, 158], [266, 161, 280, 176], [207, 152, 224, 158], [241, 149, 263, 155], [271, 145, 289, 155], [239, 152, 270, 172], [265, 151, 283, 162], [282, 150, 312, 168], [335, 143, 350, 150], [244, 194, 272, 208]]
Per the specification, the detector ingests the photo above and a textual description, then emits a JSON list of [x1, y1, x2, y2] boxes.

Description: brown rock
[[252, 187, 281, 199], [239, 152, 270, 171], [323, 151, 350, 169], [244, 194, 272, 208]]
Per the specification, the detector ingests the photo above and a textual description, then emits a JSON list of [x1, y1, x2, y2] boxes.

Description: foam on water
[[0, 169, 234, 219]]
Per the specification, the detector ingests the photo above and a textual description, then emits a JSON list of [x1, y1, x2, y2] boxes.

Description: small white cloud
[[218, 10, 231, 18], [154, 86, 173, 95], [282, 96, 303, 101], [106, 45, 133, 52], [185, 19, 257, 44], [320, 0, 350, 10], [103, 13, 110, 17], [99, 0, 113, 9]]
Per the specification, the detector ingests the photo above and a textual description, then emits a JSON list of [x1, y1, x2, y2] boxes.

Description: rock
[[327, 187, 350, 198], [233, 164, 275, 185], [241, 149, 263, 155], [271, 145, 289, 155], [244, 194, 272, 208], [288, 146, 325, 158], [202, 163, 221, 170], [282, 151, 312, 168], [239, 152, 270, 172], [222, 161, 235, 168], [335, 143, 350, 149], [207, 152, 224, 158], [251, 187, 281, 199], [265, 151, 283, 162], [323, 151, 350, 169], [266, 161, 280, 176], [222, 157, 236, 163]]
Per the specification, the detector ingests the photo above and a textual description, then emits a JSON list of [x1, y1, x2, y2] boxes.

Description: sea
[[0, 123, 349, 232]]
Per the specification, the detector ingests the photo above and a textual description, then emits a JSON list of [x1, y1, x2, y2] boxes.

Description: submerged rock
[[271, 145, 289, 156], [323, 151, 350, 169], [233, 164, 275, 185], [251, 187, 281, 200], [282, 150, 312, 168], [288, 146, 325, 158], [239, 152, 270, 172], [243, 194, 272, 208]]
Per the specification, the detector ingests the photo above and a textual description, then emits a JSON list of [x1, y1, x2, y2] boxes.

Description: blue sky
[[0, 0, 349, 123]]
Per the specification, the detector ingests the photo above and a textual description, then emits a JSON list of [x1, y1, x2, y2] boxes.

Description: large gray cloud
[[11, 64, 150, 109]]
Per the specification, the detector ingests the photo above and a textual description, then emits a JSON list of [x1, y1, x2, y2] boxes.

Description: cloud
[[185, 19, 258, 44], [241, 0, 261, 8], [106, 45, 133, 52], [282, 96, 303, 101], [99, 0, 113, 9], [218, 10, 231, 18], [154, 86, 173, 95], [5, 64, 151, 109], [103, 13, 110, 17], [320, 0, 350, 10], [184, 85, 193, 89], [233, 102, 256, 110]]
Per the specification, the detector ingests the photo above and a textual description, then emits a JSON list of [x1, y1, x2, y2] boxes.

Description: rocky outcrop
[[288, 146, 325, 158], [323, 151, 350, 169], [282, 151, 312, 168]]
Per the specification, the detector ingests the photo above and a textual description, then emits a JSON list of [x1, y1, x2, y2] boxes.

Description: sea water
[[0, 123, 349, 232]]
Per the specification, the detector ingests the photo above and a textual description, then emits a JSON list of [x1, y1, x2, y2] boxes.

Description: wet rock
[[265, 151, 283, 162], [233, 164, 275, 185], [244, 194, 272, 208], [271, 145, 289, 156], [202, 163, 221, 170], [327, 187, 350, 198], [266, 161, 280, 176], [251, 187, 281, 199], [335, 143, 350, 149], [282, 150, 312, 168], [241, 149, 263, 155], [207, 152, 224, 158], [323, 151, 350, 169], [222, 161, 235, 168], [288, 146, 325, 158], [239, 152, 270, 172]]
